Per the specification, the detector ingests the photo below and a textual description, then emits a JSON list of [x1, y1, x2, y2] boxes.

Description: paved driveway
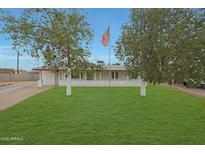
[[162, 83, 205, 99], [0, 82, 52, 111], [173, 85, 205, 99]]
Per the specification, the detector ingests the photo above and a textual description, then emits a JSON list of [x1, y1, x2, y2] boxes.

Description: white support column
[[79, 73, 81, 80], [84, 72, 87, 80], [99, 71, 102, 80], [94, 72, 97, 80]]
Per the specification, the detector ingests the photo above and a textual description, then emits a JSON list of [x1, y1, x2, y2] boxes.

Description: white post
[[94, 72, 96, 80], [79, 73, 81, 80], [140, 80, 147, 96], [66, 68, 72, 96], [84, 72, 87, 80]]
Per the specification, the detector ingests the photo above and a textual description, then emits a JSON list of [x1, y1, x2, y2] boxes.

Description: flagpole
[[108, 19, 111, 89]]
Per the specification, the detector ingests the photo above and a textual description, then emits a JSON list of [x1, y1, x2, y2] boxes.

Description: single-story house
[[32, 64, 144, 87], [0, 68, 15, 82]]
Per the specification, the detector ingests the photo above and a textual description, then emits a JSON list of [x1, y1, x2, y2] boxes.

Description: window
[[71, 72, 79, 79], [112, 71, 114, 79], [115, 71, 119, 79], [111, 71, 119, 80]]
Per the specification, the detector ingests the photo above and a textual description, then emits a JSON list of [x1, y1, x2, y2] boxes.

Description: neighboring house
[[33, 64, 143, 87], [0, 68, 39, 82], [0, 68, 15, 82]]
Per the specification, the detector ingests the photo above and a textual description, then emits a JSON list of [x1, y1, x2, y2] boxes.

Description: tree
[[166, 9, 205, 86], [115, 8, 205, 87], [0, 8, 93, 96]]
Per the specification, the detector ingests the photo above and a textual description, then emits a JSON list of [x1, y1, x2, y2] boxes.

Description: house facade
[[33, 65, 143, 87], [0, 68, 15, 82]]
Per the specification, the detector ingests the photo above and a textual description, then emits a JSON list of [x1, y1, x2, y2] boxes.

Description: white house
[[33, 64, 145, 88]]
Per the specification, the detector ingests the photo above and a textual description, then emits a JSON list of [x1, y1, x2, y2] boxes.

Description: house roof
[[103, 65, 126, 71], [0, 68, 15, 73], [32, 66, 66, 71], [32, 65, 127, 71]]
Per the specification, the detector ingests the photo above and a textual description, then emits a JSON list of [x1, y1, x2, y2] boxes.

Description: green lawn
[[0, 86, 205, 144]]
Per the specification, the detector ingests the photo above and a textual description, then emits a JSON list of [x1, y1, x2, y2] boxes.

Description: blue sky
[[0, 8, 130, 70]]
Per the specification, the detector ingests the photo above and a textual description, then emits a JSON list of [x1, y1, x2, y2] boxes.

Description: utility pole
[[17, 51, 19, 74]]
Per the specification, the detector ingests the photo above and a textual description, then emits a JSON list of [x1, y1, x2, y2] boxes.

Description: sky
[[0, 8, 130, 71]]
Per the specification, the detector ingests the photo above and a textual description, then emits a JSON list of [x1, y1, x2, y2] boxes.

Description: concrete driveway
[[173, 84, 205, 99], [0, 81, 52, 111], [162, 83, 205, 99]]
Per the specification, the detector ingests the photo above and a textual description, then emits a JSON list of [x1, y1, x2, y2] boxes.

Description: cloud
[[0, 54, 31, 60], [0, 54, 41, 71], [0, 45, 13, 55], [0, 45, 12, 49]]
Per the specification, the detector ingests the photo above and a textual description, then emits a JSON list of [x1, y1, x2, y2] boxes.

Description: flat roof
[[33, 65, 127, 71], [0, 68, 15, 73], [103, 65, 126, 71]]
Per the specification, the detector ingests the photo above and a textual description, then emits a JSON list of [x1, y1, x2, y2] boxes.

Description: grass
[[0, 85, 205, 144]]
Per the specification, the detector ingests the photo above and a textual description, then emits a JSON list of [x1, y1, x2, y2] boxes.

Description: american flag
[[101, 25, 110, 47]]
